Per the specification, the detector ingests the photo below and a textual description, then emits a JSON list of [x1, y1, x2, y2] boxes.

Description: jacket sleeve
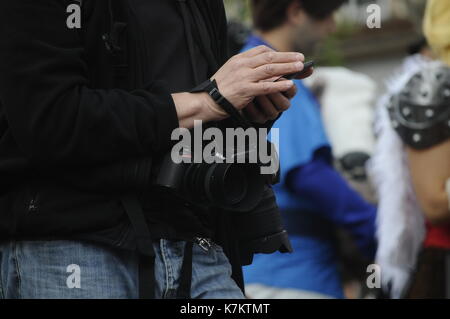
[[287, 154, 378, 259], [0, 0, 179, 166]]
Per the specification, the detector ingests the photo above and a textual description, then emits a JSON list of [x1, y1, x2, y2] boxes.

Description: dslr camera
[[154, 130, 292, 265]]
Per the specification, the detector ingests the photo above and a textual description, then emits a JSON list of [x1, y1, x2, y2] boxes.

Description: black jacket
[[0, 0, 229, 242]]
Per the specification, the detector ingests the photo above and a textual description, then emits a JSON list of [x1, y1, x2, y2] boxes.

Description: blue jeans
[[0, 239, 244, 299]]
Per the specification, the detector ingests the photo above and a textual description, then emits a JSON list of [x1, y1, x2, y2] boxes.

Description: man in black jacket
[[0, 0, 306, 298]]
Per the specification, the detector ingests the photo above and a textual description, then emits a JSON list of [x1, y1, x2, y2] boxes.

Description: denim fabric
[[0, 239, 244, 299]]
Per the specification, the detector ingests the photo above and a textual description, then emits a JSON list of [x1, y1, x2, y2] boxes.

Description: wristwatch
[[191, 79, 251, 128]]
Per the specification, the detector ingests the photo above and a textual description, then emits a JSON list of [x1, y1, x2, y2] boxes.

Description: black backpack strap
[[122, 192, 197, 299], [177, 0, 200, 85], [177, 0, 222, 82], [102, 0, 129, 89], [120, 194, 155, 299], [176, 241, 194, 299], [188, 0, 220, 72]]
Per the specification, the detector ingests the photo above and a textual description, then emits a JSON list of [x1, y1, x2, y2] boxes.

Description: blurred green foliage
[[317, 21, 360, 66], [317, 37, 345, 66], [224, 0, 252, 25]]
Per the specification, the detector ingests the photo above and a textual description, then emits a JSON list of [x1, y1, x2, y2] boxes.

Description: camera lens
[[222, 165, 247, 205], [202, 163, 264, 212]]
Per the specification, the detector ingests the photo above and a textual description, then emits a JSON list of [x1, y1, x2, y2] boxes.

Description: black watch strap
[[191, 79, 251, 128]]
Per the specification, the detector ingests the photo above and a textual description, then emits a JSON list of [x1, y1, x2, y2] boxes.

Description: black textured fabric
[[0, 0, 228, 242]]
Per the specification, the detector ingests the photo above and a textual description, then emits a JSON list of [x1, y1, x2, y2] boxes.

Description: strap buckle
[[194, 237, 212, 252], [208, 87, 225, 104]]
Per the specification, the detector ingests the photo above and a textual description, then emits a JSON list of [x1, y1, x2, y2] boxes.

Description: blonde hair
[[424, 0, 450, 66]]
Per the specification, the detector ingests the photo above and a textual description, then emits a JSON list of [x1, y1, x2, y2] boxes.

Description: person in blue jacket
[[243, 0, 377, 299]]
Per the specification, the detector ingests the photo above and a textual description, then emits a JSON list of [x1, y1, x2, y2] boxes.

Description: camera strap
[[120, 194, 156, 299], [176, 241, 194, 299]]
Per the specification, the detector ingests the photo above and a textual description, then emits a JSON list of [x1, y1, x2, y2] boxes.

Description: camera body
[[155, 145, 266, 212], [154, 136, 292, 264]]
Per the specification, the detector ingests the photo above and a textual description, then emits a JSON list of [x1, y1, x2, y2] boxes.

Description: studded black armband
[[388, 64, 450, 149]]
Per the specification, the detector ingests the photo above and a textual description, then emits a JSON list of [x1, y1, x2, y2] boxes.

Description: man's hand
[[244, 78, 298, 124], [173, 45, 310, 128], [211, 45, 305, 116]]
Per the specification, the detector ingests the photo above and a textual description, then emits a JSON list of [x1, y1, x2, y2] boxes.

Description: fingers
[[245, 79, 295, 123], [284, 85, 297, 99], [243, 88, 295, 124], [252, 61, 304, 81], [250, 80, 295, 96], [243, 102, 267, 124], [239, 45, 273, 58], [247, 51, 304, 68], [254, 95, 280, 120], [277, 78, 297, 99], [267, 92, 291, 112]]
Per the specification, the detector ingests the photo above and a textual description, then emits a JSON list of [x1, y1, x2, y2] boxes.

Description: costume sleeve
[[287, 153, 377, 259]]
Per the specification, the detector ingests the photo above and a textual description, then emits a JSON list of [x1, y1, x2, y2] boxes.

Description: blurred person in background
[[304, 65, 378, 209], [369, 0, 450, 299], [242, 0, 377, 299]]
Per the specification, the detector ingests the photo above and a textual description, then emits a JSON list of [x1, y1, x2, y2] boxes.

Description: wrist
[[192, 79, 251, 128], [200, 91, 228, 121], [172, 92, 228, 129]]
